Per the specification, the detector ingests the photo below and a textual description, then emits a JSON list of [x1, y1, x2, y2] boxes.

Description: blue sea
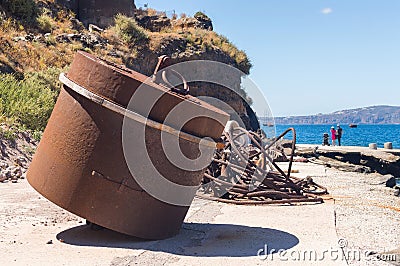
[[262, 124, 400, 149]]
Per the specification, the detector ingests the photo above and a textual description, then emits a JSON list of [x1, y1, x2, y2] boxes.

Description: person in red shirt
[[330, 126, 337, 146]]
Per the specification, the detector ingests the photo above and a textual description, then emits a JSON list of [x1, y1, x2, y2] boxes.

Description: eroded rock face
[[124, 37, 259, 131], [172, 17, 213, 32], [0, 61, 15, 74], [134, 11, 212, 33], [193, 12, 213, 30], [135, 13, 171, 32], [56, 0, 136, 28], [53, 1, 256, 130]]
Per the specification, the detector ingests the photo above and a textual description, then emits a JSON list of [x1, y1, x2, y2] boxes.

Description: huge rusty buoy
[[27, 51, 229, 239]]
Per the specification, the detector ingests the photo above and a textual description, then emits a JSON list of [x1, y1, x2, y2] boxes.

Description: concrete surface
[[296, 144, 400, 156], [0, 162, 398, 265]]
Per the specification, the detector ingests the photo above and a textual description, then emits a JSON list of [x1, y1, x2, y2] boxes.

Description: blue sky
[[136, 1, 400, 116]]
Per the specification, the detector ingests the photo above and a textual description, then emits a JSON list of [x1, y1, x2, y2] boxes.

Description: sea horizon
[[267, 124, 400, 149], [274, 123, 400, 125]]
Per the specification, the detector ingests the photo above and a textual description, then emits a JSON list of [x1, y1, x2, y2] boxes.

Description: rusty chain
[[196, 127, 328, 204]]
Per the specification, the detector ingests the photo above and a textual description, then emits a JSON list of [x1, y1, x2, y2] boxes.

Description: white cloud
[[321, 8, 333, 14]]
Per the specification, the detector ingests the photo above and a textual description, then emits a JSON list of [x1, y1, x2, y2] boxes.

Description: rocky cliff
[[56, 0, 135, 28], [275, 105, 400, 125], [0, 1, 259, 131], [122, 9, 257, 130]]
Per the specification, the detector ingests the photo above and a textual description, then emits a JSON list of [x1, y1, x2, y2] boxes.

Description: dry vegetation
[[0, 1, 252, 135], [0, 3, 82, 72], [0, 1, 251, 73], [112, 14, 148, 45], [184, 29, 251, 72]]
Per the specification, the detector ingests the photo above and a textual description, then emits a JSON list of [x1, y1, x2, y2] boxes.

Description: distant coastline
[[271, 105, 400, 125]]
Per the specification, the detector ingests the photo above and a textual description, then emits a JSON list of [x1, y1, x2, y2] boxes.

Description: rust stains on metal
[[27, 51, 229, 239]]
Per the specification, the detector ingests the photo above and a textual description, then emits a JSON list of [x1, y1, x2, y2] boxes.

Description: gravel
[[312, 167, 400, 265]]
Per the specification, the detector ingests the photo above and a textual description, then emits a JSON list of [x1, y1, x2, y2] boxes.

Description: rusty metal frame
[[197, 126, 327, 205]]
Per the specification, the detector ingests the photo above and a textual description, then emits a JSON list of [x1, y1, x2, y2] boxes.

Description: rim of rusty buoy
[[59, 73, 218, 148]]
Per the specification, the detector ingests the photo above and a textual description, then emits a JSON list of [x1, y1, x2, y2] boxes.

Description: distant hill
[[274, 105, 400, 125]]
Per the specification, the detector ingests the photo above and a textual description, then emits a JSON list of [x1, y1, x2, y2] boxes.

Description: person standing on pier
[[336, 124, 343, 146], [330, 126, 337, 146]]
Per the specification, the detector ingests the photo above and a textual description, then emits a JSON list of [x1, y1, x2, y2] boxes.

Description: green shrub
[[0, 70, 60, 131], [194, 11, 210, 21], [0, 0, 38, 21], [26, 67, 64, 92], [114, 14, 148, 45], [36, 14, 54, 32], [45, 35, 57, 46], [0, 126, 16, 141]]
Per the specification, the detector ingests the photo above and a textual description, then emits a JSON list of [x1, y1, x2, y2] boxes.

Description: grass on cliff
[[0, 5, 253, 139], [0, 68, 61, 133], [153, 15, 251, 74], [0, 1, 86, 72], [0, 0, 38, 21], [113, 14, 148, 45], [183, 29, 251, 74]]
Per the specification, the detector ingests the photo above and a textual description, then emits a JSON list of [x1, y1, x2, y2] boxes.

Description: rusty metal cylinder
[[27, 51, 229, 239]]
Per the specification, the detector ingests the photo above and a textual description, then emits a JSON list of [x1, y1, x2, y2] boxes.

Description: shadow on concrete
[[56, 222, 299, 257]]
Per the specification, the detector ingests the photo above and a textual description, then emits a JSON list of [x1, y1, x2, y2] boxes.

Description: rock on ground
[[0, 128, 37, 185]]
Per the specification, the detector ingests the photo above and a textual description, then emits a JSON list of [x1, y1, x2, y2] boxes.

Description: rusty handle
[[161, 69, 189, 95], [152, 55, 189, 95]]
